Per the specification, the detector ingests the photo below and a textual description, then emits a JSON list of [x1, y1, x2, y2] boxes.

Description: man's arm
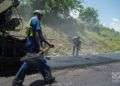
[[21, 45, 54, 62], [39, 44, 54, 55]]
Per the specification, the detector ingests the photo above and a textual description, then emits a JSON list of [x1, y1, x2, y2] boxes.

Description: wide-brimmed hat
[[33, 10, 45, 15]]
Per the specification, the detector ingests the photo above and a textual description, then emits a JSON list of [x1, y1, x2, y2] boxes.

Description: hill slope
[[7, 19, 120, 56], [42, 18, 120, 55]]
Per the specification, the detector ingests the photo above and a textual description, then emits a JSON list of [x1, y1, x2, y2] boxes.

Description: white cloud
[[109, 18, 120, 32], [112, 18, 119, 22]]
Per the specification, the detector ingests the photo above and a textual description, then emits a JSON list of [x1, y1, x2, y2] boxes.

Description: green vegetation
[[82, 25, 120, 53], [79, 7, 99, 25], [31, 0, 82, 14], [19, 0, 120, 54], [97, 26, 120, 52]]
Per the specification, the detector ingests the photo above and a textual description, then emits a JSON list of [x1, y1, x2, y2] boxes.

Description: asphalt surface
[[1, 62, 120, 86], [1, 53, 120, 86]]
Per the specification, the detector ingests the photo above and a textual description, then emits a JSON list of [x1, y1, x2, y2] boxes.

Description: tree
[[79, 7, 99, 25], [29, 0, 83, 16]]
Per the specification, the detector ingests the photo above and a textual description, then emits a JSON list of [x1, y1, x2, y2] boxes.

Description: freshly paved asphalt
[[1, 52, 120, 86], [48, 52, 120, 69]]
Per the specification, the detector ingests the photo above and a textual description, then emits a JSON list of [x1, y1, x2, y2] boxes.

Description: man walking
[[30, 10, 53, 49], [12, 10, 55, 86]]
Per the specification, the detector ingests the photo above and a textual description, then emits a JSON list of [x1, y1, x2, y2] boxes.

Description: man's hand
[[49, 44, 54, 48], [39, 44, 54, 55]]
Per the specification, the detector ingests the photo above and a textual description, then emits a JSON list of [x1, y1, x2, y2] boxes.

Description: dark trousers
[[14, 59, 52, 82], [73, 46, 80, 56]]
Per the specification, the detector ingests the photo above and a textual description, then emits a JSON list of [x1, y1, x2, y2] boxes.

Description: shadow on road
[[30, 80, 46, 86], [30, 79, 55, 86]]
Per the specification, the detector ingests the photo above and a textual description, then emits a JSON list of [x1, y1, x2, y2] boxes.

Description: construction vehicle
[[0, 0, 20, 32], [0, 0, 27, 76]]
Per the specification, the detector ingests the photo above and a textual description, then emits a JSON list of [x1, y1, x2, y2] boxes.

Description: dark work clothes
[[14, 53, 53, 84]]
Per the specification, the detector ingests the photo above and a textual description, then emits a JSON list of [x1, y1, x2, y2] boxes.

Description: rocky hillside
[[42, 18, 120, 55], [4, 18, 120, 56]]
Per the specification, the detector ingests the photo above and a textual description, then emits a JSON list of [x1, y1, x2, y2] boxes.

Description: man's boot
[[44, 71, 55, 84], [12, 79, 23, 86]]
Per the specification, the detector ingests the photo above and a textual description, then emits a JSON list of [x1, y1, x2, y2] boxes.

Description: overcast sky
[[83, 0, 120, 31]]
